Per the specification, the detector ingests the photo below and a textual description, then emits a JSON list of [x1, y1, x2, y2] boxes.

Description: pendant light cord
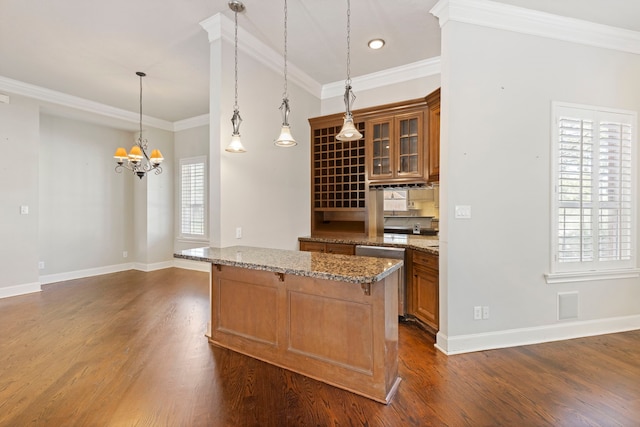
[[234, 8, 239, 111], [346, 0, 352, 87], [139, 73, 143, 137], [283, 0, 288, 99]]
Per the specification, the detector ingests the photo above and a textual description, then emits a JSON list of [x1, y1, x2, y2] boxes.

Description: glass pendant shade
[[226, 134, 246, 153], [336, 114, 362, 141], [275, 125, 296, 147]]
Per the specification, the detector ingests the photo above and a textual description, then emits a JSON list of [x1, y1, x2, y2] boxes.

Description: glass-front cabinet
[[367, 110, 425, 184]]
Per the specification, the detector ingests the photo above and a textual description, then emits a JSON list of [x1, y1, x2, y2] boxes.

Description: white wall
[[438, 18, 640, 353], [140, 127, 175, 266], [0, 96, 40, 297], [206, 17, 319, 251], [39, 114, 134, 276]]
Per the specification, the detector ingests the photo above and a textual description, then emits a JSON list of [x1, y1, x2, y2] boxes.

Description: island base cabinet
[[209, 264, 400, 404]]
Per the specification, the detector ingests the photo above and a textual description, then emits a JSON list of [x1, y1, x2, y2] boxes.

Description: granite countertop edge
[[298, 234, 439, 255], [174, 249, 402, 285]]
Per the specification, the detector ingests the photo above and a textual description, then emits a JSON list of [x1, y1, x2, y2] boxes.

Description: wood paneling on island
[[176, 246, 402, 404]]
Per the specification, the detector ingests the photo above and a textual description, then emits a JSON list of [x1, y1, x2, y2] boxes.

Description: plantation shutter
[[180, 159, 206, 237], [554, 104, 635, 272]]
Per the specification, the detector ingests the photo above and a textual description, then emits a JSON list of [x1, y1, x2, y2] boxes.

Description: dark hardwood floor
[[1, 268, 639, 426]]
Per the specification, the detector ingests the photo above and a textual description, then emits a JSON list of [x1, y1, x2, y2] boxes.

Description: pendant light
[[274, 0, 296, 147], [114, 72, 164, 179], [336, 0, 362, 142], [225, 0, 247, 153]]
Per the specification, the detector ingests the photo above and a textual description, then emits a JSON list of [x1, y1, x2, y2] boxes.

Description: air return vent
[[557, 291, 579, 321]]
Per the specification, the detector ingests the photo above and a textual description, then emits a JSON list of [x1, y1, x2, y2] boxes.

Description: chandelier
[[114, 71, 164, 179]]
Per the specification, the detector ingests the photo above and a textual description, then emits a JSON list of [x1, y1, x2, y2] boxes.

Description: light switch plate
[[455, 205, 471, 219], [20, 205, 29, 215]]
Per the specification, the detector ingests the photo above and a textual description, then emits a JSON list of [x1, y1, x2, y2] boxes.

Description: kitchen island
[[175, 246, 403, 404]]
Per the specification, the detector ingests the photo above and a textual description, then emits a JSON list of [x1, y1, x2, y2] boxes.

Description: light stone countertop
[[174, 245, 402, 284], [299, 234, 439, 255]]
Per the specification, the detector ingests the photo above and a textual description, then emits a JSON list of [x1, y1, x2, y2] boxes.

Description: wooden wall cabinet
[[309, 117, 367, 237], [308, 88, 440, 237], [367, 110, 426, 185], [426, 88, 440, 183], [409, 250, 439, 332]]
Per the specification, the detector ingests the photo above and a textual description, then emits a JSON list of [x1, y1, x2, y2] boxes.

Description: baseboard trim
[[36, 259, 207, 287], [0, 281, 41, 299], [39, 263, 134, 285], [436, 314, 640, 355], [173, 258, 211, 272], [132, 261, 175, 272]]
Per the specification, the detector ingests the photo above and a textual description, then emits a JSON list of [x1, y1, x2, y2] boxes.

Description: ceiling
[[1, 0, 639, 124], [0, 0, 440, 123]]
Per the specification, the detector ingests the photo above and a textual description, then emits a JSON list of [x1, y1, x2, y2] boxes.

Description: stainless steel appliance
[[355, 245, 407, 318]]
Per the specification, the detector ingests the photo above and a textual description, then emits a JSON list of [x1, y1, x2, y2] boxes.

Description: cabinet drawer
[[413, 251, 438, 270], [325, 243, 355, 255], [300, 241, 326, 253]]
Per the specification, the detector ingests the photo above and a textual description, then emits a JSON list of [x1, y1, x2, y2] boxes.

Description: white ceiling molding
[[174, 114, 210, 132], [200, 13, 322, 99], [430, 0, 640, 55], [321, 57, 441, 100], [0, 75, 174, 131]]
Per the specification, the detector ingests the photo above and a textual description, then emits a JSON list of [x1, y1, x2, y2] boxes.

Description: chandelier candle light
[[226, 0, 247, 153], [274, 0, 296, 147], [114, 72, 164, 179], [336, 0, 362, 142]]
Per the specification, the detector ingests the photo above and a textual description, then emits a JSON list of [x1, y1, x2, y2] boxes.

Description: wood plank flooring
[[1, 268, 639, 426]]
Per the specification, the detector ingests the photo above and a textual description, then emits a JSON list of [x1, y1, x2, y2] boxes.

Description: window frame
[[547, 102, 639, 283], [178, 156, 208, 241]]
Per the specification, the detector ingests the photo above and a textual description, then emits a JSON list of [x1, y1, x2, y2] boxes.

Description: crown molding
[[430, 0, 640, 55], [200, 13, 322, 99], [0, 75, 174, 131], [321, 57, 441, 100], [174, 114, 209, 132]]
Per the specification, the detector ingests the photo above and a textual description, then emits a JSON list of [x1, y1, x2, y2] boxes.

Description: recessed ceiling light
[[368, 39, 385, 50]]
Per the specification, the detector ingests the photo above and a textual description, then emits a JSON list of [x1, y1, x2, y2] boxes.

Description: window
[[549, 102, 637, 280], [383, 190, 408, 212], [180, 156, 207, 238]]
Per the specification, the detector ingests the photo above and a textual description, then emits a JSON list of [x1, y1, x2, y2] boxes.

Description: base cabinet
[[409, 250, 439, 332], [209, 263, 400, 404]]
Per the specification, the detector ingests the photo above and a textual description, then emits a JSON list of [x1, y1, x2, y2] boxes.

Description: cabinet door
[[413, 265, 439, 330], [426, 89, 440, 183], [367, 118, 393, 180], [395, 112, 424, 179]]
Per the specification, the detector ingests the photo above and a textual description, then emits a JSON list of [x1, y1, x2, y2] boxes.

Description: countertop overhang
[[299, 233, 439, 255], [174, 245, 402, 284]]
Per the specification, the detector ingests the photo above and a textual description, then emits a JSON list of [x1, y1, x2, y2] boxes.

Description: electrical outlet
[[123, 251, 128, 258], [482, 306, 490, 319], [473, 306, 482, 320], [235, 227, 242, 239], [38, 261, 45, 270]]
